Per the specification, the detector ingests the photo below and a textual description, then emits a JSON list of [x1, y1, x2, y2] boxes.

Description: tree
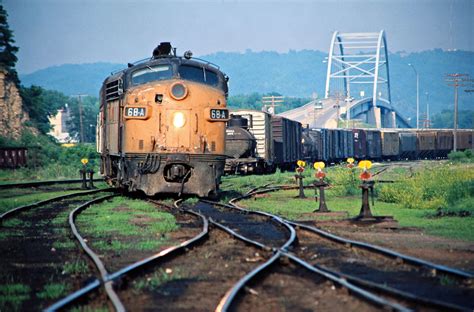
[[67, 96, 99, 143], [0, 5, 19, 83], [20, 85, 66, 134], [431, 109, 474, 129]]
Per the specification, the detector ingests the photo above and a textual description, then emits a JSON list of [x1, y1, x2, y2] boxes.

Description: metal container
[[455, 130, 474, 151], [0, 148, 28, 168], [366, 130, 382, 159], [381, 130, 399, 159], [230, 109, 273, 163], [399, 131, 417, 159], [343, 129, 354, 160], [435, 130, 453, 157], [271, 116, 302, 169], [352, 129, 367, 159], [416, 130, 437, 159], [302, 128, 322, 162]]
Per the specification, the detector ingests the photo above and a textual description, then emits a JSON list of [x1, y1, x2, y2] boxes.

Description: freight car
[[224, 110, 302, 174], [0, 147, 28, 168], [225, 120, 473, 173], [97, 43, 229, 197]]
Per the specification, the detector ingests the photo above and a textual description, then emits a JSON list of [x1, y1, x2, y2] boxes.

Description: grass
[[52, 240, 76, 250], [132, 268, 183, 293], [0, 163, 100, 184], [230, 162, 474, 242], [0, 190, 97, 214], [76, 197, 179, 252], [62, 260, 89, 275], [37, 283, 70, 300], [0, 283, 30, 311]]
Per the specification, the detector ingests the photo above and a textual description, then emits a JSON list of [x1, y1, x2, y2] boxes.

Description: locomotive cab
[[98, 43, 229, 197]]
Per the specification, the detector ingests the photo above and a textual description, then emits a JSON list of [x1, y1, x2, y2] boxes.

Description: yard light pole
[[408, 64, 419, 129], [425, 92, 430, 128]]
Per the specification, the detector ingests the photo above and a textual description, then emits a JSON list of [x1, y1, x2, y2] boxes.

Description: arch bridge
[[324, 30, 409, 128]]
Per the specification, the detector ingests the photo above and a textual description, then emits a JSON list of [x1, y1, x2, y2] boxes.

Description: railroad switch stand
[[88, 169, 96, 189], [357, 180, 375, 220], [295, 173, 306, 198], [80, 166, 96, 189], [80, 166, 88, 189], [313, 180, 330, 212]]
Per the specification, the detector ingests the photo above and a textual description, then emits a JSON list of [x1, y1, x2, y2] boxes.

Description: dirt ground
[[313, 221, 474, 273]]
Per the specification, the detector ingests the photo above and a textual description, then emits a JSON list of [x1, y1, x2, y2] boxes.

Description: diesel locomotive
[[97, 43, 229, 197]]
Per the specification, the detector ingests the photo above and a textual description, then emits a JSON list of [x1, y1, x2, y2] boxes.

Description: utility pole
[[262, 95, 284, 115], [73, 94, 88, 143], [445, 74, 472, 152]]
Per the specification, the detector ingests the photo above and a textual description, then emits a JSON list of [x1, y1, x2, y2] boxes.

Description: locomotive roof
[[103, 55, 224, 85]]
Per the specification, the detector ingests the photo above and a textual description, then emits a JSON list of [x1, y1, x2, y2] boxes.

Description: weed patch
[[133, 268, 184, 293], [77, 197, 179, 252], [62, 260, 89, 275], [37, 283, 70, 300], [0, 283, 30, 311]]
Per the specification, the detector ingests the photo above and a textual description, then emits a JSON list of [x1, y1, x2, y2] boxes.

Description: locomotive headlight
[[170, 82, 187, 100], [173, 112, 186, 128]]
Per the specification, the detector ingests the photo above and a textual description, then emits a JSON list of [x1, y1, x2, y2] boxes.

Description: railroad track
[[46, 198, 209, 311], [4, 182, 473, 311], [0, 188, 115, 310], [195, 200, 410, 312], [219, 185, 474, 311]]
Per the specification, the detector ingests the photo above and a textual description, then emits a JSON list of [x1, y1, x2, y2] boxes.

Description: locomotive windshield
[[131, 65, 173, 85], [178, 65, 219, 87]]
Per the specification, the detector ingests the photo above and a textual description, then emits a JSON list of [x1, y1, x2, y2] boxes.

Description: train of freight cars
[[97, 43, 230, 197], [224, 109, 473, 174]]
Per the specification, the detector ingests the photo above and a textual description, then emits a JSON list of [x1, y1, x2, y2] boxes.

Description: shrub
[[448, 149, 473, 162], [325, 166, 359, 196], [378, 165, 474, 210]]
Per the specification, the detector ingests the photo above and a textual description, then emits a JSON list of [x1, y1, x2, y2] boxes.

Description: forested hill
[[20, 49, 474, 117]]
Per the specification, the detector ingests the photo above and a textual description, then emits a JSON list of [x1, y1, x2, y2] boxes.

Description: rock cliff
[[0, 68, 36, 139]]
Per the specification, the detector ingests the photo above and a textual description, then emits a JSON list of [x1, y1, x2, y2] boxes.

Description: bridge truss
[[323, 31, 400, 127]]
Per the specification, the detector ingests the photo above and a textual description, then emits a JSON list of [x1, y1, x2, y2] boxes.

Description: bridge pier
[[368, 107, 382, 128]]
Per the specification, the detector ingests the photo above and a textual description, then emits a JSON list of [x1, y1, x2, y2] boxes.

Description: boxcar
[[352, 129, 367, 160], [302, 128, 322, 162], [0, 148, 28, 168], [380, 130, 399, 159], [416, 130, 437, 159], [344, 129, 354, 160], [456, 130, 473, 151], [366, 130, 382, 160], [399, 132, 417, 159], [271, 116, 302, 169], [435, 130, 453, 158]]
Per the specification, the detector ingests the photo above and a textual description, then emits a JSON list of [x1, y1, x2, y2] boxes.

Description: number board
[[125, 107, 146, 118], [210, 109, 229, 120]]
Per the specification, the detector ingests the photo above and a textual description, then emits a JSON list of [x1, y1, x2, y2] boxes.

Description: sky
[[4, 0, 473, 74]]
